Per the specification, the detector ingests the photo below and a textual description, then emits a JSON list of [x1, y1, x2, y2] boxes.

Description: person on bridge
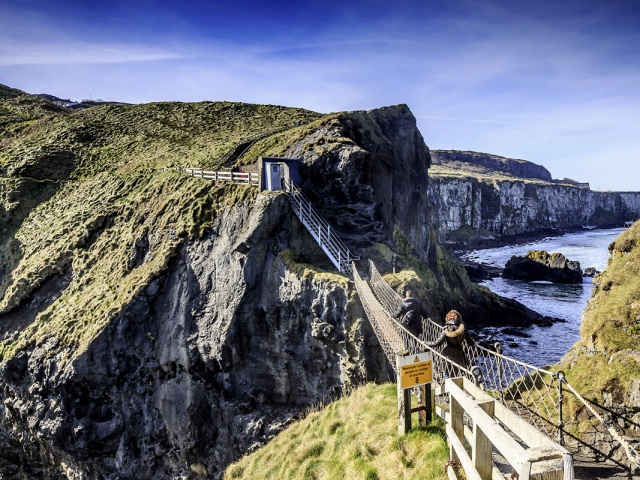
[[392, 290, 421, 334], [426, 310, 476, 373]]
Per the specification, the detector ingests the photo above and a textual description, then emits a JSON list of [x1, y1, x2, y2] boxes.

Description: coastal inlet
[[462, 228, 625, 367]]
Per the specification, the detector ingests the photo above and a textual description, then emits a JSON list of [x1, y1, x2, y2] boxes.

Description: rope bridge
[[356, 259, 639, 467], [176, 164, 636, 468]]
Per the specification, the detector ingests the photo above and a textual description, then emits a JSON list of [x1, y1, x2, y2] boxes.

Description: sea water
[[462, 228, 626, 367]]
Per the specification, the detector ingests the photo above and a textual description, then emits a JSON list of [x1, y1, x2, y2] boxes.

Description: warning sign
[[398, 352, 433, 389]]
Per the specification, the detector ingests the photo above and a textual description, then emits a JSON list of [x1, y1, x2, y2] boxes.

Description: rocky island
[[503, 250, 583, 284]]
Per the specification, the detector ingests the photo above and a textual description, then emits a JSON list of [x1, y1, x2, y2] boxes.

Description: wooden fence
[[441, 377, 574, 480], [178, 167, 260, 186]]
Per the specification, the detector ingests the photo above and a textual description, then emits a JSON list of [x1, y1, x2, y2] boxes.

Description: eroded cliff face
[[282, 105, 432, 260], [429, 176, 640, 243], [0, 193, 382, 479], [0, 99, 546, 480]]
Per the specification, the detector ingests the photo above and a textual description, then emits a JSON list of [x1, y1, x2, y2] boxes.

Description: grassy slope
[[0, 84, 322, 362], [224, 383, 449, 480], [429, 164, 577, 187], [561, 221, 640, 405]]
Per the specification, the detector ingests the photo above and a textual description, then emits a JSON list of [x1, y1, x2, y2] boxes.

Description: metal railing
[[283, 179, 358, 277]]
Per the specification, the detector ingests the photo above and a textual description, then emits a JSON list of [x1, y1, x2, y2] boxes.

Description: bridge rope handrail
[[353, 263, 475, 384], [369, 260, 558, 375], [560, 375, 639, 465], [364, 258, 640, 467]]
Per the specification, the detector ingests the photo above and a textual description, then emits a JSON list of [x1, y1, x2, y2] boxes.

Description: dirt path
[[573, 452, 638, 480]]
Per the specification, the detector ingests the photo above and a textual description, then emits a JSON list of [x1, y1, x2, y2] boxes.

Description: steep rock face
[[283, 105, 432, 260], [0, 193, 381, 479], [429, 176, 640, 242]]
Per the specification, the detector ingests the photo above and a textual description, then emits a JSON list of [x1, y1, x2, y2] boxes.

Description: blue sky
[[1, 0, 639, 191]]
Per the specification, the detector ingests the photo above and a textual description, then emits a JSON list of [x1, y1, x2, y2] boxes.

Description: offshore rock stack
[[502, 250, 583, 284]]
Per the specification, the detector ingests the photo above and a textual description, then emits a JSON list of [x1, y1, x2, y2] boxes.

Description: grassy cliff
[[0, 85, 321, 362], [224, 383, 449, 480], [561, 221, 640, 402]]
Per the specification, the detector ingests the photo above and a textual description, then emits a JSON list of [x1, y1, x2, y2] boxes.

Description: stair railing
[[282, 179, 358, 278]]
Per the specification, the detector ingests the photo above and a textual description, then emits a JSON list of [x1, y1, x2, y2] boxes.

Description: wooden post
[[425, 382, 432, 424], [450, 378, 464, 464], [473, 399, 495, 480], [557, 371, 565, 446], [397, 354, 411, 435], [417, 384, 428, 427]]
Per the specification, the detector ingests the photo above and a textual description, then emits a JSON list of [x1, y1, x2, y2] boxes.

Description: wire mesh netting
[[361, 259, 640, 467], [364, 260, 563, 438]]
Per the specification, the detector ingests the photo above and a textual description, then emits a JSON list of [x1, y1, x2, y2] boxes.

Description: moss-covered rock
[[503, 250, 583, 284], [560, 221, 640, 465]]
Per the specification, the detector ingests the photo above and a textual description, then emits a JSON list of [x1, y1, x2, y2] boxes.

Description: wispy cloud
[[1, 0, 639, 190], [0, 41, 191, 66]]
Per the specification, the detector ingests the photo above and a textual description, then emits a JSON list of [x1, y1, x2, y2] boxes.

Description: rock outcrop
[[280, 105, 431, 259], [503, 250, 583, 284]]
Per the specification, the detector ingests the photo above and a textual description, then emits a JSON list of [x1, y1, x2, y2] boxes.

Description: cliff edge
[[560, 221, 640, 467], [429, 150, 640, 245]]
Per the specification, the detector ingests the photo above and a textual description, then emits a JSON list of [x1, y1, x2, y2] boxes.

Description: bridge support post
[[417, 383, 432, 427], [557, 371, 565, 446], [396, 354, 412, 435]]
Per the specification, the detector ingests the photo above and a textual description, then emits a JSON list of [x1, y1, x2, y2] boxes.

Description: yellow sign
[[400, 359, 433, 389]]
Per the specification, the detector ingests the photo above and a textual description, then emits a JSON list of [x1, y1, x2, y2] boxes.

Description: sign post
[[396, 352, 433, 435]]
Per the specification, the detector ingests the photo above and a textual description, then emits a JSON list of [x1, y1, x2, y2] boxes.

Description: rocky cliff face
[[0, 192, 382, 479], [429, 176, 640, 243], [0, 89, 549, 479], [282, 105, 432, 259]]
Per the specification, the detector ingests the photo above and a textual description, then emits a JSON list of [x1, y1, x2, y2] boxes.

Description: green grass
[[278, 248, 350, 287], [429, 164, 579, 188], [560, 221, 640, 419], [0, 85, 331, 363], [223, 383, 449, 480], [0, 170, 258, 360]]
